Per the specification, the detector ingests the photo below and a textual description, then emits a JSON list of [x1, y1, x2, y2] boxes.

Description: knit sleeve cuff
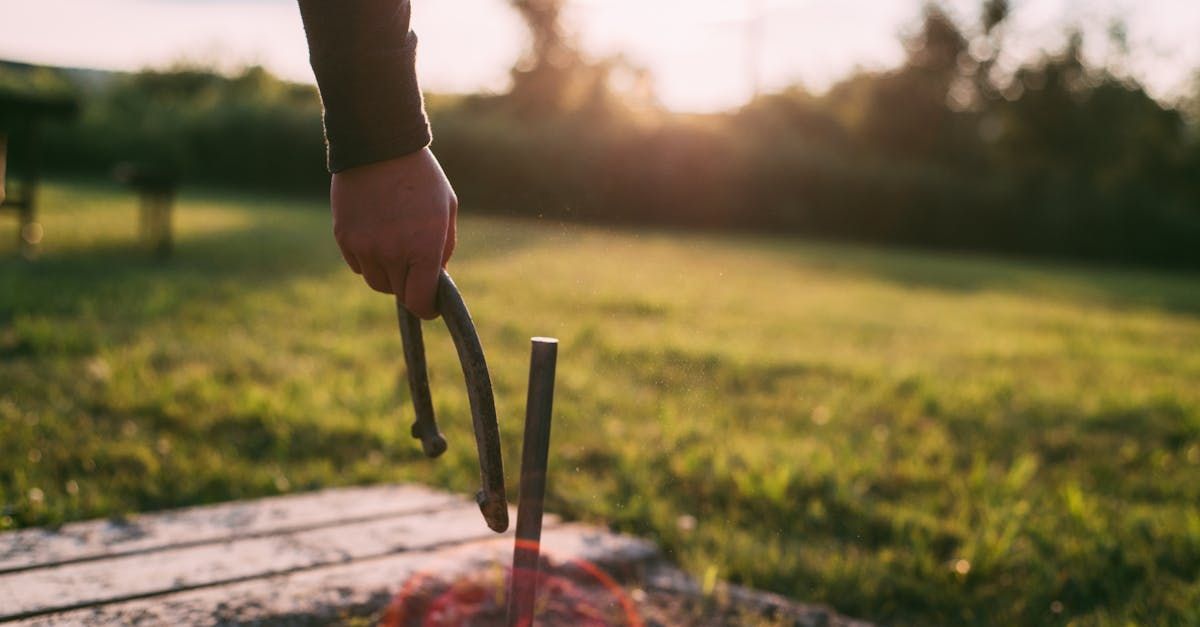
[[309, 30, 432, 172]]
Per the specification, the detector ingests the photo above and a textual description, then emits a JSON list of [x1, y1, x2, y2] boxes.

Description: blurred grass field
[[2, 180, 1199, 625]]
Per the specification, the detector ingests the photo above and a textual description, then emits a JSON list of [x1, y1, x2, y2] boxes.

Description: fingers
[[359, 258, 392, 294], [387, 264, 409, 305], [337, 243, 362, 274], [405, 257, 441, 320], [442, 196, 458, 267]]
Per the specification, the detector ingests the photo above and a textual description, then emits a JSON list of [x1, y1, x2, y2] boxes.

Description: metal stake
[[506, 337, 558, 627]]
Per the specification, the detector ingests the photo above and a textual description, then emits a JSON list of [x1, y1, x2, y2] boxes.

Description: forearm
[[298, 0, 431, 172]]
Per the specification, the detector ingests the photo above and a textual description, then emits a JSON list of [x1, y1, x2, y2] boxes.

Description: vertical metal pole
[[506, 337, 558, 627], [746, 0, 765, 99]]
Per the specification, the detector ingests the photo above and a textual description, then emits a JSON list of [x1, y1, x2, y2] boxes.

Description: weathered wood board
[[0, 485, 459, 574], [0, 485, 656, 625]]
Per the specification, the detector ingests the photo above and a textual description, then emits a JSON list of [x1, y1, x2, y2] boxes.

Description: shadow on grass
[[0, 222, 336, 322], [754, 237, 1200, 317], [0, 206, 543, 327]]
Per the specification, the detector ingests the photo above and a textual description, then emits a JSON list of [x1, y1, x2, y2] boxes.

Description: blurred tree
[[508, 0, 576, 114], [506, 0, 654, 116], [981, 0, 1009, 33], [971, 0, 1009, 105], [829, 4, 978, 164], [990, 32, 1197, 260], [507, 0, 605, 115], [1187, 71, 1200, 126]]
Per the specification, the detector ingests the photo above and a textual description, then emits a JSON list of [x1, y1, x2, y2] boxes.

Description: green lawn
[[2, 180, 1199, 625]]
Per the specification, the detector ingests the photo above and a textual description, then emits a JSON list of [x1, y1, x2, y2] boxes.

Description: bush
[[40, 65, 327, 195]]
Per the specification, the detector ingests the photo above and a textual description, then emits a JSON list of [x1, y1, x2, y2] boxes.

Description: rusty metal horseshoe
[[396, 270, 508, 533]]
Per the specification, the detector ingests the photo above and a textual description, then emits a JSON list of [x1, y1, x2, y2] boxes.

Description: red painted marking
[[382, 554, 642, 626], [513, 539, 541, 552]]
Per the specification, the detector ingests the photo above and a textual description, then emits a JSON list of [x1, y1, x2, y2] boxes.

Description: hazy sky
[[0, 0, 1197, 111]]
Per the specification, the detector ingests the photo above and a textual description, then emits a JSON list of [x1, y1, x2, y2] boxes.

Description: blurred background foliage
[[3, 0, 1199, 268]]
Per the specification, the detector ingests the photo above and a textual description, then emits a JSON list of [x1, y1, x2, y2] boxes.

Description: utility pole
[[746, 0, 766, 99]]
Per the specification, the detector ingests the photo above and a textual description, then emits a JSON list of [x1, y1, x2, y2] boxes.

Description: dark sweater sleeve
[[297, 0, 432, 172]]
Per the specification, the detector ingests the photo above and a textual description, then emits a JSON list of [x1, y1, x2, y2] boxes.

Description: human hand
[[330, 147, 457, 319]]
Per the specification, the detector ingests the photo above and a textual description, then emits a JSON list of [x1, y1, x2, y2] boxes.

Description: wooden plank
[[11, 524, 659, 626], [0, 501, 544, 622], [0, 485, 460, 574]]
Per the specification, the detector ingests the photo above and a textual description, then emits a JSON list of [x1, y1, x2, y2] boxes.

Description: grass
[[2, 179, 1199, 625]]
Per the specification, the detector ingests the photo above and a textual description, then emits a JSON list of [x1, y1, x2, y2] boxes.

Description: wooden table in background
[[0, 89, 78, 258]]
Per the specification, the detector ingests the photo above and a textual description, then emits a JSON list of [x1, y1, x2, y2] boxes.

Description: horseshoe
[[396, 270, 508, 533]]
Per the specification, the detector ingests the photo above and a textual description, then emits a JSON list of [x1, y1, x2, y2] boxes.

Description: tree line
[[6, 0, 1199, 268]]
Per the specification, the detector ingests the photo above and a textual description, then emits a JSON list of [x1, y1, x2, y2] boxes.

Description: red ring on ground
[[382, 555, 642, 627]]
